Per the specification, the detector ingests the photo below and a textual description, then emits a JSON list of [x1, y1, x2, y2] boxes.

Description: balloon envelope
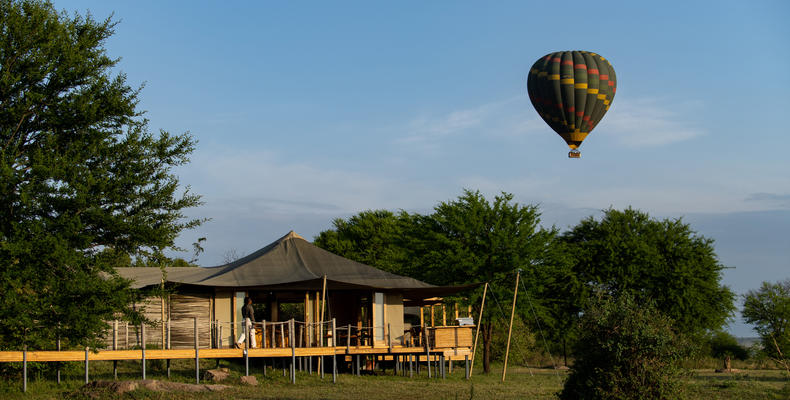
[[527, 51, 616, 151]]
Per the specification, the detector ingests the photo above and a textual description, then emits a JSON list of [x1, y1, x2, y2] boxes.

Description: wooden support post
[[290, 319, 296, 384], [468, 304, 472, 317], [125, 322, 129, 350], [470, 282, 488, 378], [194, 317, 200, 384], [409, 354, 413, 378], [22, 345, 27, 393], [112, 320, 117, 381], [425, 328, 431, 378], [84, 347, 89, 384], [419, 307, 424, 339], [57, 331, 62, 384], [388, 323, 392, 352], [465, 355, 470, 380], [346, 324, 351, 352], [141, 324, 146, 380], [441, 354, 445, 379], [502, 271, 520, 383], [442, 304, 446, 326], [332, 318, 337, 383], [356, 354, 360, 376], [454, 303, 459, 320], [430, 305, 435, 327]]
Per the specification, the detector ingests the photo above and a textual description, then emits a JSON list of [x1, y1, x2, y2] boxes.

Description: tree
[[314, 210, 410, 276], [315, 191, 578, 373], [0, 0, 202, 350], [742, 280, 790, 370], [562, 208, 735, 338], [407, 190, 576, 373], [559, 295, 690, 400]]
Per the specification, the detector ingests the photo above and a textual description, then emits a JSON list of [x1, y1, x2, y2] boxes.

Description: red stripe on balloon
[[588, 69, 599, 75], [600, 74, 609, 80], [574, 64, 587, 69]]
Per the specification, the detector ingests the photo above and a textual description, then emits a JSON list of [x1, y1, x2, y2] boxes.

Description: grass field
[[1, 359, 787, 399]]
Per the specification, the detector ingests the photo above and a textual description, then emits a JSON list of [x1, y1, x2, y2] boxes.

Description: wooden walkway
[[0, 345, 470, 363]]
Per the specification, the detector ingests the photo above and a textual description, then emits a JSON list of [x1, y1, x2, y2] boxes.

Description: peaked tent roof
[[116, 231, 475, 297]]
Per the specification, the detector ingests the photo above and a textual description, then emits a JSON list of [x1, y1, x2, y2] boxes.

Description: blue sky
[[58, 1, 789, 336]]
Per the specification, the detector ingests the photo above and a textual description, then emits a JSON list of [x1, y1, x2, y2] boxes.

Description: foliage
[[707, 330, 750, 361], [0, 0, 202, 351], [315, 190, 579, 373], [314, 209, 411, 276], [561, 207, 735, 338], [559, 295, 691, 400], [742, 280, 790, 369]]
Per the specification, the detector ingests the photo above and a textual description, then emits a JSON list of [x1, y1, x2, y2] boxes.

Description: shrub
[[559, 295, 690, 400]]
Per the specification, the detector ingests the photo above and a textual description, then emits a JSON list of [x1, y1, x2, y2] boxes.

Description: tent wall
[[385, 293, 405, 344], [213, 291, 233, 347], [169, 292, 211, 349]]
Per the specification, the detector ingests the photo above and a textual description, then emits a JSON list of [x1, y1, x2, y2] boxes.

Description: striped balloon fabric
[[527, 51, 616, 157]]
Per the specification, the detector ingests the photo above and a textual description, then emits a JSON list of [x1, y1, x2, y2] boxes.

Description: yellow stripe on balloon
[[560, 78, 574, 84], [548, 74, 560, 80], [587, 88, 599, 94], [574, 83, 588, 89]]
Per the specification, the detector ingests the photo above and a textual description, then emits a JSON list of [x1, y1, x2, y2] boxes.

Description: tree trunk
[[482, 322, 493, 374]]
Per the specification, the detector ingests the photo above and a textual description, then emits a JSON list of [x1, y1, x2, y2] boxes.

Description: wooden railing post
[[84, 347, 89, 384], [22, 345, 27, 393], [290, 319, 296, 384], [141, 324, 146, 380], [244, 319, 249, 376], [332, 318, 337, 383], [194, 317, 200, 384], [112, 320, 117, 380]]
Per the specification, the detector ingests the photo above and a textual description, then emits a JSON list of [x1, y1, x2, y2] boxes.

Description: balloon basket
[[568, 150, 581, 158]]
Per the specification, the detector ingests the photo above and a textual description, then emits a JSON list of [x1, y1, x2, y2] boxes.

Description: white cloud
[[601, 97, 706, 147], [394, 97, 543, 152]]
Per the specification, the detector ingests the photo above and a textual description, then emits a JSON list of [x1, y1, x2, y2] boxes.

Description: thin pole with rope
[[502, 270, 520, 382], [520, 277, 561, 378], [469, 282, 488, 377]]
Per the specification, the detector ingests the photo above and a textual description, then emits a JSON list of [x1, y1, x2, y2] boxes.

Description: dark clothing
[[242, 303, 255, 322]]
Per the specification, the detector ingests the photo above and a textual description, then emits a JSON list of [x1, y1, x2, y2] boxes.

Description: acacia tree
[[562, 208, 735, 338], [406, 190, 575, 373], [314, 210, 411, 276], [0, 0, 202, 350], [742, 280, 790, 370], [315, 191, 578, 373]]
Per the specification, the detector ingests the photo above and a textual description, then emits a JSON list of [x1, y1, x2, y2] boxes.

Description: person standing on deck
[[235, 297, 257, 348]]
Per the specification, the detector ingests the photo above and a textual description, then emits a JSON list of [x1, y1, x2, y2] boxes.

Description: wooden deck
[[0, 345, 471, 363]]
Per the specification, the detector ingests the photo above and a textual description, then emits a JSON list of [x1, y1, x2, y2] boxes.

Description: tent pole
[[502, 271, 520, 382], [469, 282, 488, 377]]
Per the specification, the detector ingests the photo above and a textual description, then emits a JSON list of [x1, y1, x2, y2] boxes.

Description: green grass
[[0, 359, 787, 399]]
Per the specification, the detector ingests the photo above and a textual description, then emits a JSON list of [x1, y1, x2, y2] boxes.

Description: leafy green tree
[[0, 0, 202, 350], [562, 208, 735, 338], [315, 190, 579, 373], [559, 295, 690, 400], [742, 280, 790, 369], [407, 190, 577, 373], [314, 210, 410, 275], [707, 330, 749, 361]]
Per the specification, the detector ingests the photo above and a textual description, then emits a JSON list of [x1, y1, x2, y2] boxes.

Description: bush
[[559, 295, 690, 400]]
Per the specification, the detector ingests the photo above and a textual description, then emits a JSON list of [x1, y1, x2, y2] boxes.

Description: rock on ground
[[240, 375, 259, 386], [204, 368, 231, 382], [84, 379, 230, 394]]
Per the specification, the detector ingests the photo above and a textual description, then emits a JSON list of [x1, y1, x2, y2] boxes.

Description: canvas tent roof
[[116, 231, 475, 297]]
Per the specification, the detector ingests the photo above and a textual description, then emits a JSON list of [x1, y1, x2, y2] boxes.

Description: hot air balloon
[[527, 51, 616, 158]]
